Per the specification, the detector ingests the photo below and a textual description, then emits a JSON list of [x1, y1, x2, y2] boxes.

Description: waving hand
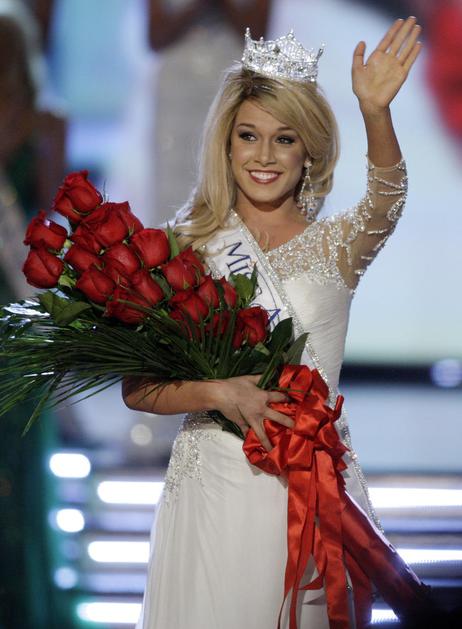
[[352, 16, 422, 115]]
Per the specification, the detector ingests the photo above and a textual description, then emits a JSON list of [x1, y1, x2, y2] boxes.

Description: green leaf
[[38, 291, 59, 315], [38, 291, 92, 325], [166, 223, 180, 259], [285, 332, 309, 366], [267, 318, 293, 353], [58, 274, 76, 289], [252, 342, 270, 356], [54, 301, 93, 326], [230, 273, 255, 306], [151, 273, 171, 299]]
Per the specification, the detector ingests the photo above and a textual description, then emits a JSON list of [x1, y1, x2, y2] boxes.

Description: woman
[[124, 17, 425, 629]]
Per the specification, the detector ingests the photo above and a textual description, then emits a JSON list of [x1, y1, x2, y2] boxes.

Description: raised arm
[[352, 16, 422, 166], [322, 17, 421, 290]]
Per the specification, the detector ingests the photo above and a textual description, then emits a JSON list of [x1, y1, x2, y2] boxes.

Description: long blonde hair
[[174, 64, 340, 251]]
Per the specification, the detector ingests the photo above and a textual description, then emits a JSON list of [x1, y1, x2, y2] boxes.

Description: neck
[[234, 194, 303, 228]]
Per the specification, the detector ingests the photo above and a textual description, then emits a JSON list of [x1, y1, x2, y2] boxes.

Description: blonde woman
[[124, 17, 430, 629]]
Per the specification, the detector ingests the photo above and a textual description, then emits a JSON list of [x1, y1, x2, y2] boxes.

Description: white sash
[[205, 210, 318, 373], [205, 211, 381, 528]]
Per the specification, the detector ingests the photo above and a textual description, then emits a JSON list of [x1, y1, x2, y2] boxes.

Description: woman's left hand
[[352, 16, 422, 115]]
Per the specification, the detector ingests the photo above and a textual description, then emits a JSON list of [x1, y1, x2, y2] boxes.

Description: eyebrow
[[236, 122, 295, 132]]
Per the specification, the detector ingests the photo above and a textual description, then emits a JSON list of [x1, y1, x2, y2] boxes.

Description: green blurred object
[[0, 184, 72, 627]]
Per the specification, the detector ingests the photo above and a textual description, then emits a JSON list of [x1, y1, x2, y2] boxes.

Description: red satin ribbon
[[243, 364, 432, 629]]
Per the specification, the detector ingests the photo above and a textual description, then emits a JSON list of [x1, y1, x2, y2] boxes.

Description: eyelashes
[[238, 132, 296, 145]]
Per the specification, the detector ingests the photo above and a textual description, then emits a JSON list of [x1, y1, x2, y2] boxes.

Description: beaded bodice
[[265, 158, 407, 292]]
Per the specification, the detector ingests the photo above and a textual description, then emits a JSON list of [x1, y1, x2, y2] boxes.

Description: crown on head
[[241, 28, 324, 83]]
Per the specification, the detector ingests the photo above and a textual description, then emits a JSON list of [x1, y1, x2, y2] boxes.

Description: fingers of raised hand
[[402, 40, 422, 72], [397, 21, 421, 60], [352, 41, 366, 69], [376, 18, 404, 53], [387, 17, 421, 58]]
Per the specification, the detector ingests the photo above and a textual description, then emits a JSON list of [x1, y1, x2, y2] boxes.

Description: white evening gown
[[136, 159, 408, 629]]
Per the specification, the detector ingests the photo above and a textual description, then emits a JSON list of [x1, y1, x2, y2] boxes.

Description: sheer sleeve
[[320, 158, 408, 291]]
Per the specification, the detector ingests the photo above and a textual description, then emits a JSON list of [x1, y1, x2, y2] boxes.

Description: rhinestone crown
[[241, 28, 324, 83]]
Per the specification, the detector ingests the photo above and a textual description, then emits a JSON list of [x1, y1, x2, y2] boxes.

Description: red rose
[[196, 276, 219, 308], [114, 201, 144, 234], [101, 261, 131, 288], [169, 289, 208, 323], [206, 310, 231, 337], [219, 277, 238, 308], [178, 247, 205, 276], [70, 224, 103, 254], [81, 202, 129, 248], [64, 244, 100, 275], [162, 257, 196, 291], [102, 243, 140, 278], [232, 306, 269, 348], [131, 228, 170, 268], [105, 287, 150, 324], [22, 246, 64, 288], [52, 170, 102, 222], [131, 269, 164, 306], [76, 265, 115, 305], [24, 210, 68, 251]]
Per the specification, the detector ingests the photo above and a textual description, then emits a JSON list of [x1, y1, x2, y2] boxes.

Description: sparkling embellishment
[[265, 220, 351, 291], [241, 28, 324, 83], [265, 158, 408, 292], [162, 412, 216, 505]]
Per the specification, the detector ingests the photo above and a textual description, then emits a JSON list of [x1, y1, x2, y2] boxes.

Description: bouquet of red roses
[[0, 170, 306, 434]]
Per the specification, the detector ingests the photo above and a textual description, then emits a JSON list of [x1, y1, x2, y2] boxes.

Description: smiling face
[[229, 99, 309, 213]]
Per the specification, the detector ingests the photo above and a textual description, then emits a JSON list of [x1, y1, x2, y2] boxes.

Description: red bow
[[243, 364, 431, 629]]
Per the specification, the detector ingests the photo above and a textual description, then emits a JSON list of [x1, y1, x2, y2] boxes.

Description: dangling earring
[[297, 161, 318, 222]]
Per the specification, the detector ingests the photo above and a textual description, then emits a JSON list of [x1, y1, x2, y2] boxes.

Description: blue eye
[[277, 136, 295, 144]]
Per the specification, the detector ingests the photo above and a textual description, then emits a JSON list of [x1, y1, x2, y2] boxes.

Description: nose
[[256, 138, 276, 166]]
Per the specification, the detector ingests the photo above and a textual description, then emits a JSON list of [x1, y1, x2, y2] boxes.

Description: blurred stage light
[[88, 540, 150, 563], [130, 423, 153, 446], [430, 359, 462, 388], [54, 566, 78, 589], [76, 601, 141, 623], [54, 508, 85, 533], [369, 487, 462, 509], [371, 608, 398, 624], [397, 548, 462, 564], [49, 452, 91, 478], [97, 480, 164, 505]]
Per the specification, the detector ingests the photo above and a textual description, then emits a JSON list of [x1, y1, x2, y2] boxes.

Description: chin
[[238, 184, 290, 206], [245, 191, 292, 208]]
